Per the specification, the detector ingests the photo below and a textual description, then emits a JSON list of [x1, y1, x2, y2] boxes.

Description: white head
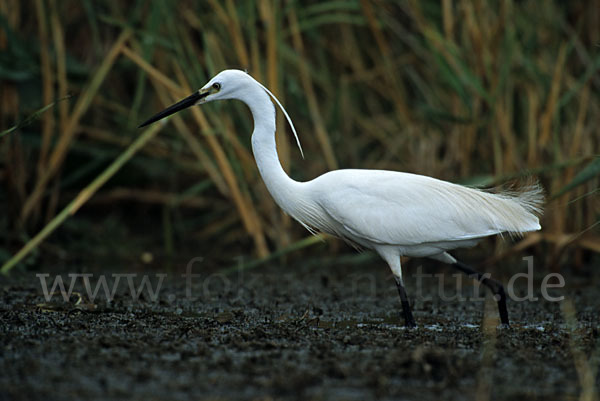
[[139, 69, 303, 157], [199, 69, 257, 102]]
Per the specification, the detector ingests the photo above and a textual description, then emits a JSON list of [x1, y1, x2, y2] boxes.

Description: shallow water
[[1, 261, 598, 400]]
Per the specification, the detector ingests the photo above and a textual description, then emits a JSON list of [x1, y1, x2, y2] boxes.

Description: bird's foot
[[401, 311, 417, 329]]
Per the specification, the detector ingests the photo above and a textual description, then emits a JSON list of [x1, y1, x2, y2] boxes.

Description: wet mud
[[1, 259, 598, 400]]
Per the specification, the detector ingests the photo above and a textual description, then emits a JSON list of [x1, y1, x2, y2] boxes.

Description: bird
[[140, 69, 543, 328]]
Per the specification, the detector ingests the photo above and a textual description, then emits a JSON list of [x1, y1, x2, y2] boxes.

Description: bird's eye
[[212, 83, 221, 91]]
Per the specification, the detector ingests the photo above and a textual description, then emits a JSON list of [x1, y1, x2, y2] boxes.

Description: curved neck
[[243, 87, 299, 212]]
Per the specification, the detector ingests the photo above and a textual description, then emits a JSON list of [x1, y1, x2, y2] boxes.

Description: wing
[[310, 170, 541, 246]]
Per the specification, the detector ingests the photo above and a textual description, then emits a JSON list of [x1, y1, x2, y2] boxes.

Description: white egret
[[140, 70, 543, 327]]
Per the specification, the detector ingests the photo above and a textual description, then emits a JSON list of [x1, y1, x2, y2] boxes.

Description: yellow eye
[[212, 83, 221, 91]]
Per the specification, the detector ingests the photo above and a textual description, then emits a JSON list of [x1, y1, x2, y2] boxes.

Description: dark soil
[[1, 257, 598, 400]]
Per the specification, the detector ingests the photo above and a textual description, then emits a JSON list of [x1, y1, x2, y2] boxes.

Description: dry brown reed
[[0, 1, 598, 271]]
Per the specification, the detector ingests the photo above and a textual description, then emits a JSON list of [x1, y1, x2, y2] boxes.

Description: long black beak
[[138, 91, 209, 128]]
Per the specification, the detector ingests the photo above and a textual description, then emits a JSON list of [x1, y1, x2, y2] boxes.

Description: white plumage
[[140, 69, 544, 327], [304, 170, 541, 248]]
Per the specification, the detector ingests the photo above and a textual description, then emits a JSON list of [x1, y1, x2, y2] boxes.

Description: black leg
[[452, 261, 509, 327], [395, 278, 416, 328]]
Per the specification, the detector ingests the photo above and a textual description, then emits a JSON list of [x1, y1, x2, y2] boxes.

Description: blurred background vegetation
[[0, 0, 598, 273]]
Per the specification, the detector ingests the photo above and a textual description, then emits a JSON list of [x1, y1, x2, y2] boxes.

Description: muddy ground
[[1, 255, 598, 400]]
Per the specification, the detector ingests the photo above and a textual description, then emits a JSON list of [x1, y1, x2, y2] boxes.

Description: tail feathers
[[489, 181, 544, 235]]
